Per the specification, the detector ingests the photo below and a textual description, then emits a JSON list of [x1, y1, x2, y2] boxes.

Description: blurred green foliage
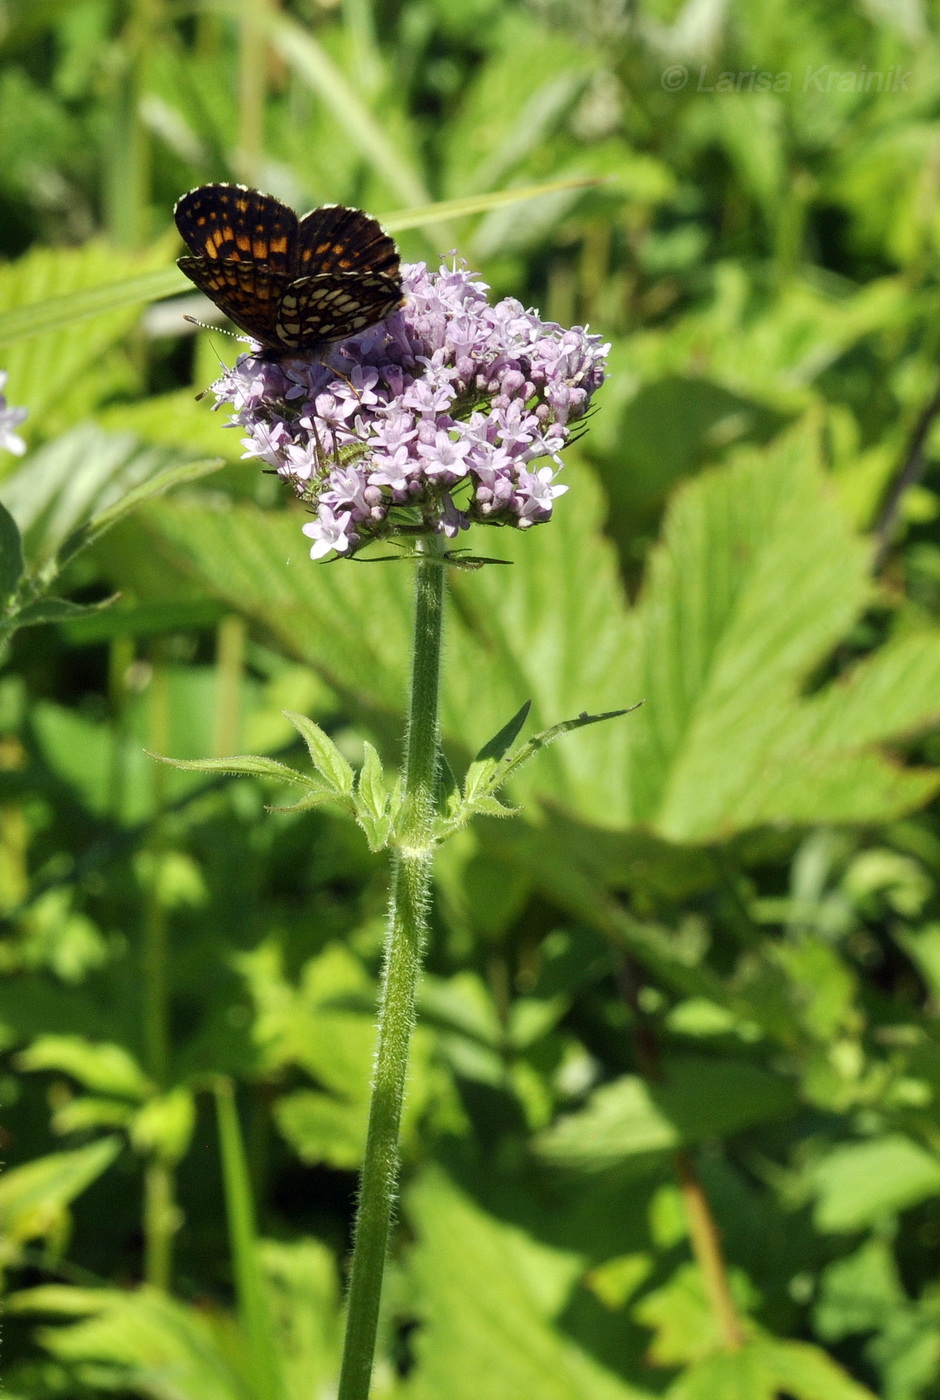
[[5, 1, 940, 1397]]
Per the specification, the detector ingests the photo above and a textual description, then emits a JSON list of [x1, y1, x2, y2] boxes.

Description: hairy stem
[[337, 537, 446, 1400]]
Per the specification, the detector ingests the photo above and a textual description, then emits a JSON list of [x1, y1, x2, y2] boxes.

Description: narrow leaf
[[357, 741, 388, 821], [500, 705, 638, 784], [266, 786, 346, 814], [380, 178, 605, 233], [0, 502, 24, 601], [474, 700, 532, 764], [0, 267, 186, 350], [146, 750, 315, 787], [283, 710, 355, 795], [15, 595, 120, 629], [214, 1079, 284, 1400], [59, 455, 225, 568]]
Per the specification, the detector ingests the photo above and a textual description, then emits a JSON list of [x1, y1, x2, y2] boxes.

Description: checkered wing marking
[[177, 256, 287, 349], [174, 184, 298, 275], [275, 271, 404, 350], [296, 205, 401, 280]]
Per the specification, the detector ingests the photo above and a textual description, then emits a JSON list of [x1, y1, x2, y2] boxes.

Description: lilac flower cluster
[[0, 372, 27, 457], [211, 260, 608, 559]]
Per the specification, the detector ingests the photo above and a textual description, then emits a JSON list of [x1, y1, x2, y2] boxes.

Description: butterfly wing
[[296, 205, 401, 281], [174, 184, 299, 275], [275, 271, 404, 351], [177, 256, 289, 350]]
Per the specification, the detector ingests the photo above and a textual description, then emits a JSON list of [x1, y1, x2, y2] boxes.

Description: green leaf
[[811, 1135, 940, 1232], [0, 500, 24, 601], [148, 751, 316, 788], [0, 264, 184, 352], [269, 13, 432, 214], [0, 1138, 121, 1255], [814, 1238, 906, 1341], [134, 427, 940, 845], [274, 1090, 369, 1172], [474, 700, 532, 761], [261, 1240, 342, 1400], [51, 1098, 137, 1136], [130, 1088, 196, 1165], [215, 1079, 284, 1400], [13, 594, 119, 628], [0, 424, 213, 573], [634, 1262, 754, 1366], [666, 1337, 877, 1400], [282, 710, 355, 796], [11, 1284, 254, 1400], [405, 1168, 654, 1400], [0, 242, 176, 427], [63, 452, 224, 566], [536, 1056, 796, 1170], [355, 740, 390, 850], [16, 1036, 149, 1099], [381, 177, 607, 233]]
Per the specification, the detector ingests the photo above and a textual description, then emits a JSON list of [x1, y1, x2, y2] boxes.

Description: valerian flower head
[[0, 372, 27, 457], [211, 260, 609, 560]]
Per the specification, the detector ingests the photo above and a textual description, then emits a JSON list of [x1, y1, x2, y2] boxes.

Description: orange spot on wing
[[236, 235, 251, 252], [269, 237, 289, 255]]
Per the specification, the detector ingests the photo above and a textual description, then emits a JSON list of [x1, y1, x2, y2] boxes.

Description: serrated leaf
[[665, 1336, 877, 1400], [134, 428, 940, 848], [274, 1090, 369, 1172], [0, 500, 24, 600], [354, 744, 391, 849], [283, 710, 354, 795], [148, 751, 315, 787], [11, 1284, 251, 1400], [357, 741, 388, 820], [405, 1168, 653, 1400], [0, 242, 177, 427], [266, 785, 347, 814]]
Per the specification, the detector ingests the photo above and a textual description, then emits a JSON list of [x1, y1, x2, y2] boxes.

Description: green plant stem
[[338, 536, 446, 1400], [143, 649, 175, 1289], [215, 1078, 282, 1400], [675, 1150, 745, 1351], [143, 1160, 175, 1291]]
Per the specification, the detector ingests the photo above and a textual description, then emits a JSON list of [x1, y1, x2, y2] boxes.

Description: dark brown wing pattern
[[174, 184, 298, 275], [296, 204, 400, 279], [275, 271, 404, 350], [174, 184, 404, 357], [176, 257, 288, 349]]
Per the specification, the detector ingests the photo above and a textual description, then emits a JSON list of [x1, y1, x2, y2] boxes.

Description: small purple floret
[[211, 260, 609, 560]]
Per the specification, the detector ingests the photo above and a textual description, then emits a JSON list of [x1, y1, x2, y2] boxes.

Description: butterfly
[[173, 183, 404, 359]]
